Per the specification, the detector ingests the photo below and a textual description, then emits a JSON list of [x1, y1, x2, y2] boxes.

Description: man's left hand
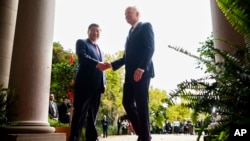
[[134, 68, 144, 82]]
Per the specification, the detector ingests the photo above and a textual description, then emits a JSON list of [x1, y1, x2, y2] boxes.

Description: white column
[[0, 0, 18, 88], [7, 0, 56, 133]]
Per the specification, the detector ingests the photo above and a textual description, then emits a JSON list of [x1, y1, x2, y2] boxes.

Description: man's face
[[88, 26, 101, 42], [50, 94, 54, 101], [125, 7, 139, 25]]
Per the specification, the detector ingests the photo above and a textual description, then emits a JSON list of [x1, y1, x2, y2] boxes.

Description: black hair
[[88, 23, 99, 30]]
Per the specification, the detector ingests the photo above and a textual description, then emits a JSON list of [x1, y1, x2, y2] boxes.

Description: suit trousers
[[69, 88, 101, 141], [122, 75, 151, 141]]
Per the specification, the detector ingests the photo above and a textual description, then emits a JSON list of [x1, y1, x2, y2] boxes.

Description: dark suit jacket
[[58, 102, 71, 123], [111, 22, 155, 78], [74, 39, 105, 93]]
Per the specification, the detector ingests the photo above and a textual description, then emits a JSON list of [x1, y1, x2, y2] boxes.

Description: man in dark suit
[[101, 115, 109, 138], [109, 6, 155, 141], [69, 23, 106, 141], [58, 97, 71, 123]]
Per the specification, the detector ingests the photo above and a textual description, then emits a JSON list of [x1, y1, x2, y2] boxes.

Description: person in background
[[48, 93, 59, 121], [101, 115, 109, 138], [173, 118, 180, 135], [121, 119, 129, 135], [69, 23, 107, 141], [58, 97, 71, 123], [117, 117, 122, 135]]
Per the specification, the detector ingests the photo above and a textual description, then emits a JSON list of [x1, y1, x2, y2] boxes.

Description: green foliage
[[216, 0, 250, 39], [168, 2, 250, 140], [149, 87, 169, 127], [0, 84, 17, 126], [51, 42, 77, 102], [168, 33, 250, 140], [165, 104, 192, 122], [53, 42, 77, 64], [48, 118, 69, 127], [50, 62, 77, 101]]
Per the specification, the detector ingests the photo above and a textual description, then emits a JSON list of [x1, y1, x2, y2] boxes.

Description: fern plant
[[168, 34, 250, 141], [168, 1, 250, 140], [216, 0, 250, 39]]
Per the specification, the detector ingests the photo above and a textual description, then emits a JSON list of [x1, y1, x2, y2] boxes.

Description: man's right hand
[[96, 62, 112, 71]]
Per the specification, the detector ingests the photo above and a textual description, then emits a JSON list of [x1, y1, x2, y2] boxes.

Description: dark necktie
[[127, 27, 134, 41], [94, 44, 100, 57], [129, 27, 134, 36]]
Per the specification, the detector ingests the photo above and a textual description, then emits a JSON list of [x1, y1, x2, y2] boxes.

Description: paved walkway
[[98, 134, 204, 141]]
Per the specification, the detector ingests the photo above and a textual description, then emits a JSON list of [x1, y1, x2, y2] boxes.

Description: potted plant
[[48, 118, 70, 141]]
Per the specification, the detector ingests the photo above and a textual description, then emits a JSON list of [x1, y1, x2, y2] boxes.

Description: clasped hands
[[96, 62, 144, 82], [96, 62, 112, 71]]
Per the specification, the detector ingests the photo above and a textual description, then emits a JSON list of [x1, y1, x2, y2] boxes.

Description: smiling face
[[87, 24, 101, 43], [125, 6, 140, 26]]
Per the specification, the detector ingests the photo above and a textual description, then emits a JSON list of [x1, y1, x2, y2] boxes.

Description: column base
[[0, 126, 55, 133], [0, 133, 66, 141]]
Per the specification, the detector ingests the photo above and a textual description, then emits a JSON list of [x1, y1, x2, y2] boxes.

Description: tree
[[50, 62, 77, 101], [165, 104, 191, 122], [148, 87, 168, 128], [52, 42, 77, 64], [51, 42, 77, 102]]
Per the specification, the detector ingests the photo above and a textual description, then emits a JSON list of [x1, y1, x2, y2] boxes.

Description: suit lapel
[[126, 22, 142, 46], [131, 22, 142, 35], [87, 39, 102, 61]]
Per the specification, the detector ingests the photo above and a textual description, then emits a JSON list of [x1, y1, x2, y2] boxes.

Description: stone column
[[210, 0, 245, 61], [0, 0, 18, 88], [7, 0, 55, 133]]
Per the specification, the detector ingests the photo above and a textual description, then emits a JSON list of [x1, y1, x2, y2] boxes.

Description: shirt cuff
[[137, 68, 145, 72]]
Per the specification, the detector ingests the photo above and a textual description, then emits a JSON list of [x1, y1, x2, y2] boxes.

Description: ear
[[136, 11, 140, 17]]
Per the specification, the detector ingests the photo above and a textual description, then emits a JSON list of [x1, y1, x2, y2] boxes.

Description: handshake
[[96, 62, 112, 71]]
